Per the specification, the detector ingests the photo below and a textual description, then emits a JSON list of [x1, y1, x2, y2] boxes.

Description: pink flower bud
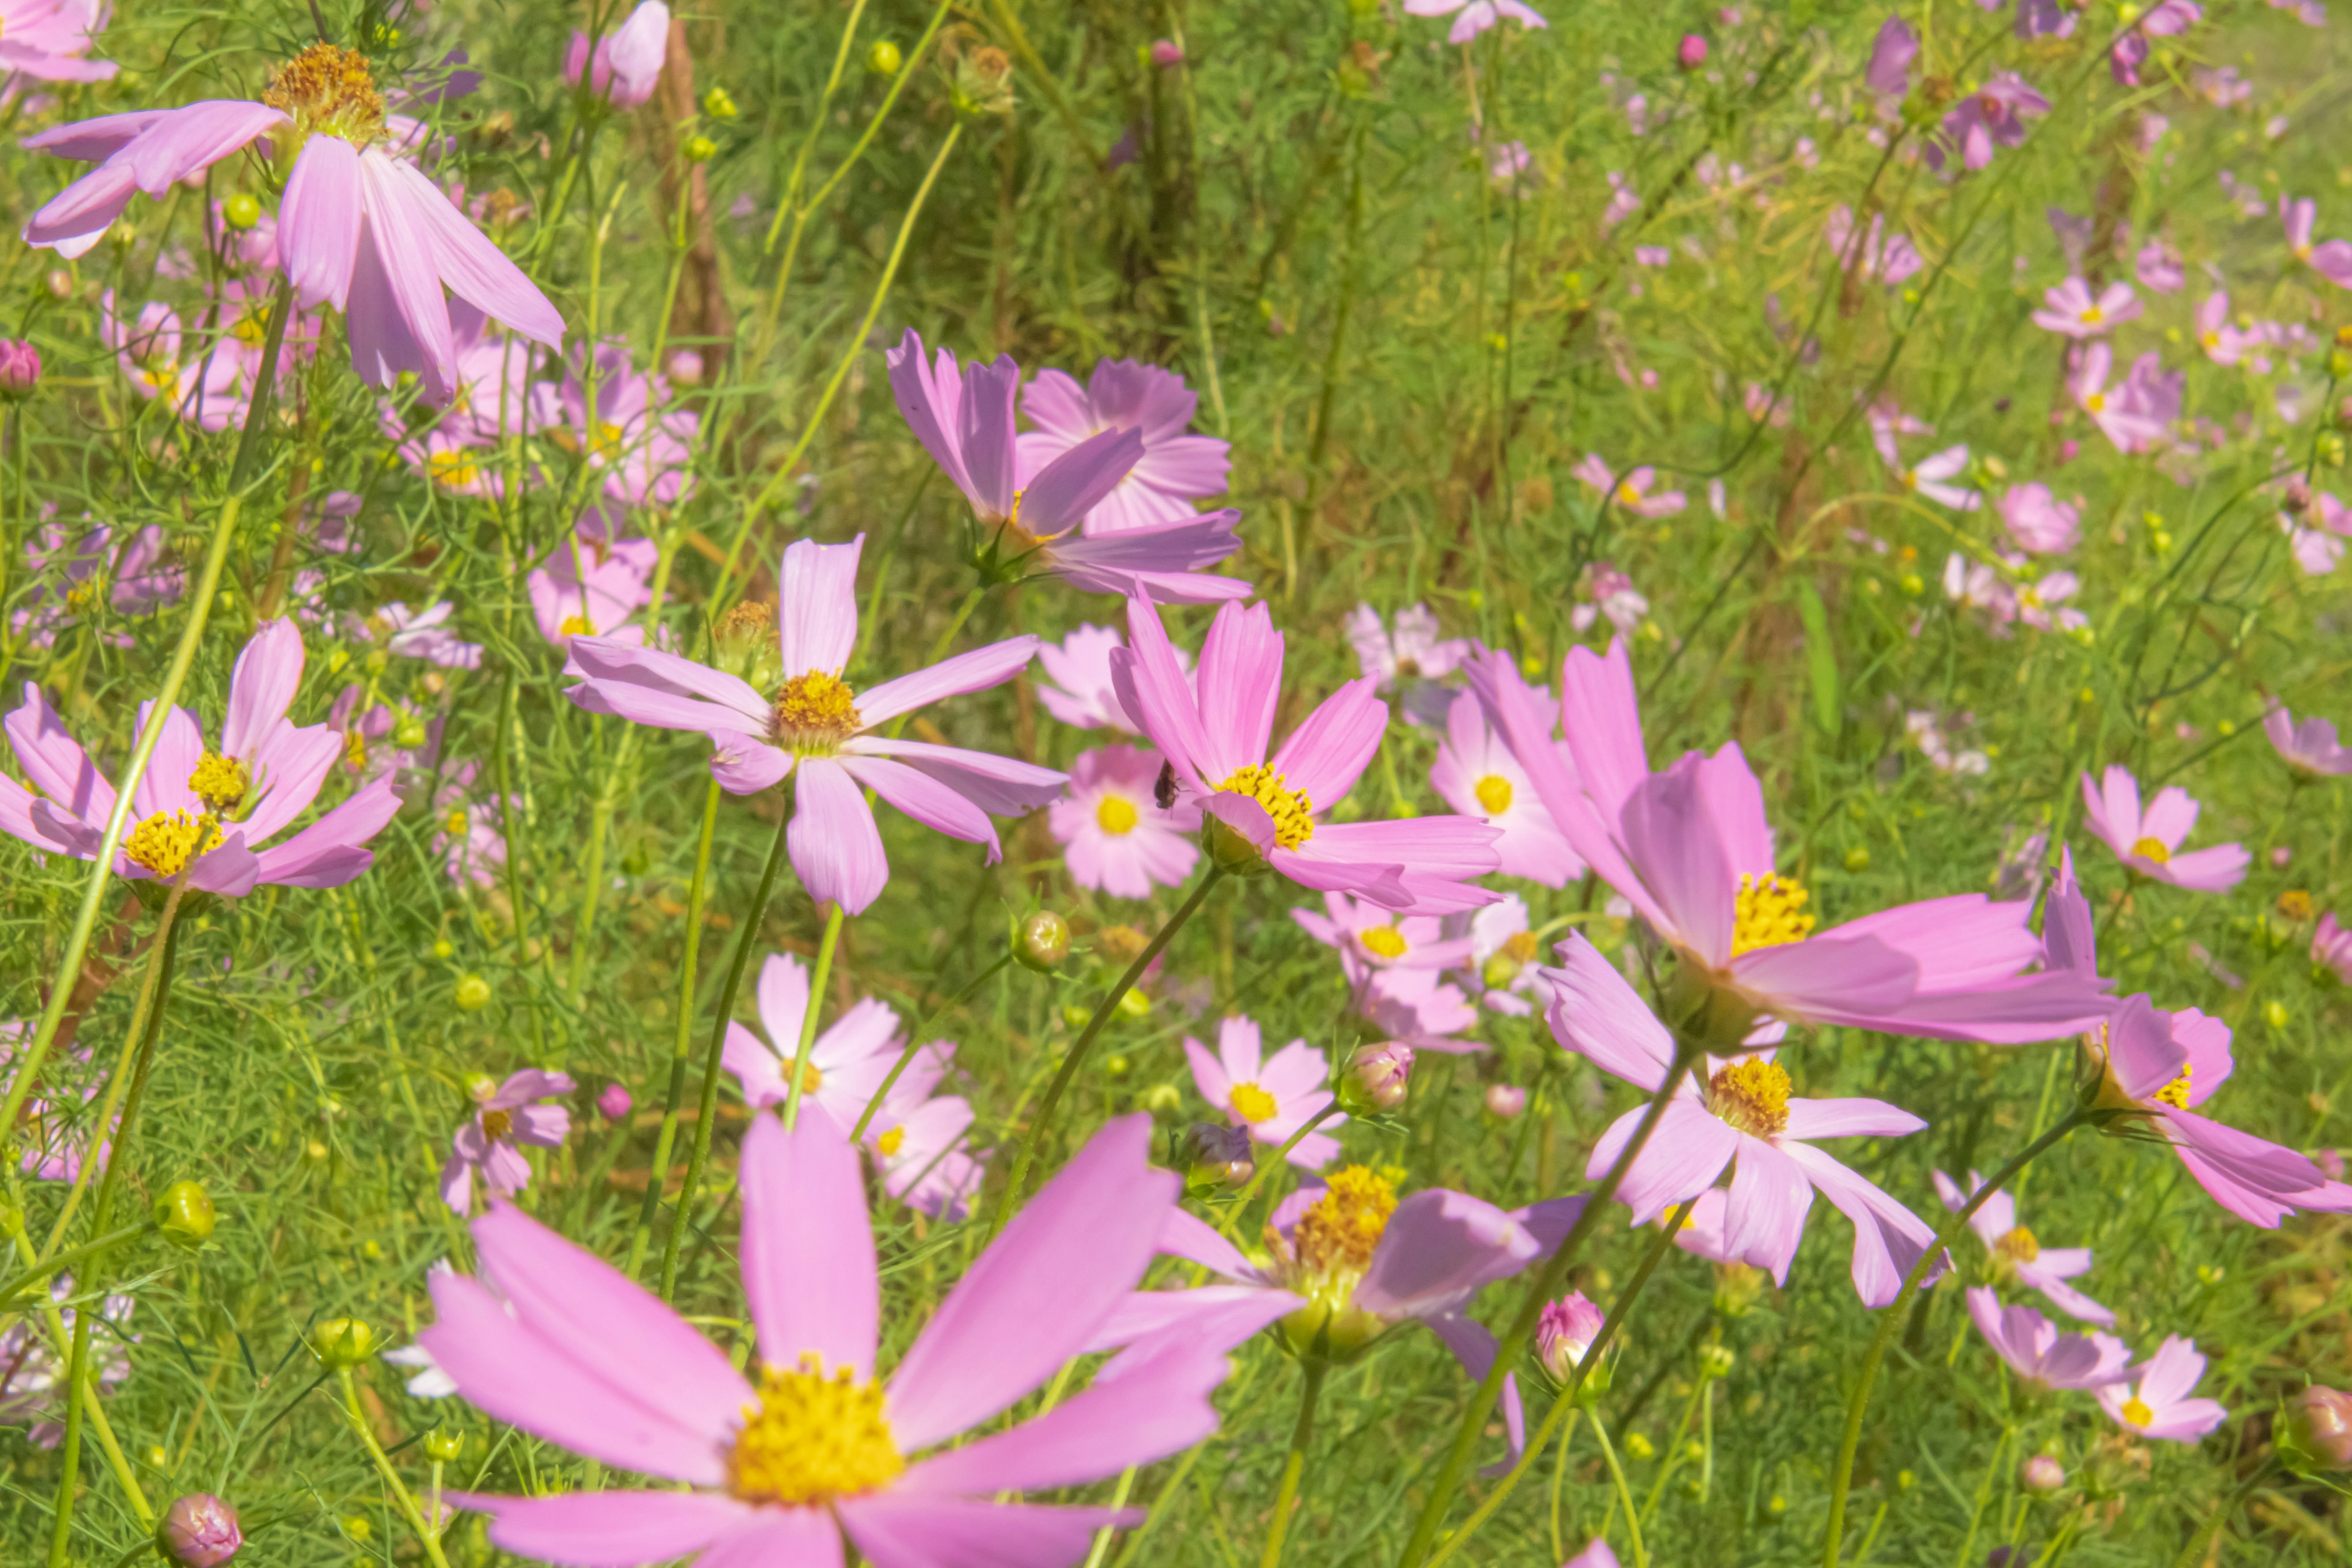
[[1678, 34, 1708, 69], [1536, 1292, 1608, 1384], [2017, 1455, 2065, 1493], [667, 349, 705, 385], [1485, 1083, 1527, 1118], [597, 1082, 633, 1121], [1342, 1042, 1414, 1113], [1149, 37, 1184, 67], [0, 339, 42, 398], [2282, 1386, 2352, 1474], [160, 1494, 242, 1567]]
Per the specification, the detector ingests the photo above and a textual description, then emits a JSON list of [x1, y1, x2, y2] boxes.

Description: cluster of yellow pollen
[[443, 809, 469, 836], [1289, 1166, 1398, 1278], [1615, 480, 1645, 506], [427, 450, 481, 491], [1216, 764, 1315, 851], [2083, 390, 2107, 413], [1357, 926, 1409, 960], [188, 752, 249, 813], [2128, 835, 2171, 865], [123, 810, 222, 880], [232, 303, 274, 347], [2079, 305, 2105, 326], [1473, 774, 1514, 815], [1992, 1225, 2040, 1265], [480, 1108, 514, 1141], [874, 1124, 905, 1158], [263, 44, 386, 143], [1707, 1056, 1792, 1140], [796, 1060, 824, 1096], [342, 728, 370, 771], [589, 420, 627, 460], [2121, 1396, 2155, 1427], [772, 671, 864, 747], [1502, 930, 1540, 965], [1095, 794, 1139, 835], [1730, 872, 1814, 957], [2152, 1063, 2193, 1110], [558, 614, 597, 637], [728, 1354, 905, 1506], [1227, 1082, 1279, 1123]]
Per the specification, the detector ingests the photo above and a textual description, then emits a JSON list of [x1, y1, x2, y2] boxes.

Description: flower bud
[[1182, 1122, 1253, 1197], [0, 339, 41, 399], [682, 133, 718, 163], [1014, 910, 1071, 973], [1484, 1083, 1526, 1118], [1536, 1292, 1609, 1392], [1677, 34, 1708, 69], [159, 1493, 242, 1566], [454, 973, 491, 1011], [598, 1082, 633, 1121], [952, 44, 1014, 116], [1697, 1342, 1736, 1381], [668, 349, 705, 385], [391, 712, 428, 749], [464, 1071, 500, 1103], [1205, 815, 1272, 876], [2017, 1454, 2065, 1493], [1339, 1043, 1414, 1114], [866, 39, 902, 75], [702, 85, 738, 119], [1140, 1082, 1184, 1120], [2280, 1386, 2352, 1474], [1711, 1260, 1765, 1317], [312, 1317, 379, 1369], [1149, 37, 1184, 66], [222, 193, 262, 231], [154, 1181, 216, 1248], [424, 1425, 465, 1461]]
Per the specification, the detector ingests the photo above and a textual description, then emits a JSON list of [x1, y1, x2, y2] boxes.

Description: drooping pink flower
[[2095, 1336, 2228, 1442], [1864, 16, 1916, 101], [2111, 1, 2199, 87], [888, 331, 1247, 603], [442, 1070, 575, 1214], [531, 340, 698, 507], [2068, 344, 2174, 454], [1964, 1288, 2130, 1388], [1016, 360, 1231, 533], [527, 510, 658, 647], [2135, 238, 2185, 293], [2079, 766, 2248, 891], [1468, 639, 2111, 1044], [1047, 743, 1200, 898], [0, 0, 118, 85], [2266, 706, 2352, 776], [565, 533, 1063, 916], [1544, 934, 1942, 1306], [427, 1113, 1227, 1565], [1401, 0, 1548, 43], [1111, 597, 1501, 913], [1185, 1016, 1344, 1168], [1572, 454, 1686, 518], [1430, 690, 1586, 889], [1931, 74, 2048, 173], [1874, 432, 1981, 512], [2032, 277, 2141, 339], [2312, 913, 2352, 983], [2280, 194, 2352, 290], [1998, 483, 2081, 554], [1935, 1172, 2112, 1323], [565, 0, 669, 109]]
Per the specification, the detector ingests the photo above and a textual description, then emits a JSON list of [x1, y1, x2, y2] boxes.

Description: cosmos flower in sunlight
[[2194, 292, 2269, 369], [888, 330, 1248, 603], [2079, 766, 2248, 891], [1873, 432, 1980, 512], [1825, 208, 1923, 286], [1570, 454, 1686, 518], [443, 1069, 574, 1215], [2264, 705, 2352, 777], [565, 532, 1063, 916], [2095, 1336, 2227, 1442], [2030, 277, 2139, 339], [1463, 894, 1551, 1016], [0, 0, 116, 85], [527, 509, 658, 647], [1357, 962, 1485, 1055], [428, 1112, 1231, 1568], [349, 601, 484, 669], [1017, 358, 1231, 533], [1294, 891, 1476, 984], [1047, 743, 1200, 898], [1544, 934, 1943, 1306], [1347, 603, 1470, 691], [1467, 639, 2111, 1045], [565, 0, 669, 110], [1997, 484, 2081, 555], [1563, 1540, 1622, 1568], [430, 767, 507, 889], [1035, 624, 1183, 733], [13, 516, 181, 649], [1935, 1172, 2112, 1323], [532, 341, 699, 508], [1113, 596, 1501, 913], [1185, 1015, 1344, 1168], [2110, 1, 2200, 88], [1401, 0, 1548, 43], [1963, 1289, 2129, 1389], [1929, 73, 2048, 173], [723, 951, 904, 1128], [2284, 491, 2352, 576], [1, 620, 399, 894], [2135, 238, 2184, 293], [2282, 195, 2352, 289], [2067, 344, 2176, 455], [1429, 686, 1585, 891], [860, 1038, 989, 1221]]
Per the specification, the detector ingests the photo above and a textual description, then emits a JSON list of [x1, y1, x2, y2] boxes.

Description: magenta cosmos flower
[[2095, 1336, 2227, 1442], [532, 341, 698, 507], [2282, 195, 2352, 290], [1934, 1170, 2111, 1323], [888, 331, 1248, 603], [566, 0, 669, 109], [2068, 344, 2177, 454], [442, 1070, 575, 1215], [428, 1112, 1226, 1567], [1185, 1015, 1344, 1168], [2079, 766, 2247, 891], [24, 46, 564, 402], [1468, 639, 2109, 1044], [1047, 743, 1200, 898], [1964, 1289, 2129, 1390], [565, 533, 1063, 916], [1430, 692, 1586, 888], [1544, 934, 1941, 1306], [2265, 705, 2352, 776], [1, 620, 398, 894], [1929, 73, 2048, 172], [2195, 292, 2271, 369], [2031, 277, 2140, 339], [1111, 597, 1500, 914], [1016, 359, 1231, 533]]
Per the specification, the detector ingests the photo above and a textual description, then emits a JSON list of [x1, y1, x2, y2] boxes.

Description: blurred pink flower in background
[[1186, 1016, 1344, 1168], [2135, 238, 2184, 293], [2032, 277, 2139, 339], [1936, 1171, 2112, 1322], [2195, 292, 2269, 369], [2265, 706, 2352, 776], [565, 0, 669, 109], [442, 1070, 574, 1213], [1931, 74, 2048, 172], [2282, 194, 2352, 289], [1048, 743, 1200, 897], [527, 509, 658, 647], [1572, 455, 1686, 518], [1874, 433, 1980, 511], [1403, 0, 1548, 43], [1997, 484, 2080, 554], [2095, 1336, 2227, 1442], [2079, 766, 2248, 891]]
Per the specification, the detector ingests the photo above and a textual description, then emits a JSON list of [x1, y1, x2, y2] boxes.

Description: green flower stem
[[660, 802, 795, 1300], [2, 1210, 149, 1530], [1081, 1463, 1139, 1568], [0, 1221, 150, 1308], [1586, 1412, 1646, 1568], [989, 863, 1225, 1237], [627, 777, 722, 1281], [1258, 1358, 1327, 1568], [848, 953, 1012, 1145], [780, 907, 847, 1132], [1820, 1107, 2089, 1568], [335, 1367, 454, 1568]]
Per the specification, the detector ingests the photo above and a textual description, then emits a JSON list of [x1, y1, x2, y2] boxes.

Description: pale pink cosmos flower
[[1964, 1288, 2130, 1388], [2312, 913, 2352, 982], [1186, 1016, 1344, 1168], [1571, 455, 1685, 518], [1864, 16, 1916, 102], [529, 510, 657, 649], [2266, 706, 2352, 776], [723, 951, 903, 1128], [1467, 639, 2112, 1044], [1295, 891, 1477, 984], [2280, 195, 2352, 290], [2095, 1336, 2227, 1442], [1943, 553, 2018, 631], [1544, 933, 1943, 1306], [0, 620, 400, 894], [1998, 483, 2081, 554], [1112, 596, 1501, 913], [13, 517, 181, 649], [1346, 603, 1470, 688], [1935, 1172, 2112, 1323], [1047, 743, 1200, 898], [2068, 344, 2174, 454], [350, 601, 484, 669], [2079, 766, 2248, 891], [2016, 571, 2086, 635], [1572, 562, 1650, 635], [0, 1024, 110, 1183], [1016, 360, 1231, 534], [1464, 894, 1551, 1016], [2195, 292, 2268, 369], [442, 1070, 573, 1214], [1874, 431, 1980, 512], [2135, 238, 2184, 293], [2032, 277, 2140, 339], [1035, 624, 1180, 734], [565, 533, 1063, 916], [2285, 492, 2352, 576], [1402, 0, 1547, 43], [1930, 73, 2048, 173], [889, 331, 1247, 603], [1430, 689, 1586, 889], [1359, 963, 1485, 1055], [2110, 1, 2199, 87], [429, 1112, 1229, 1566], [1563, 1540, 1622, 1568], [565, 0, 669, 109], [431, 770, 507, 889], [0, 1276, 132, 1449], [0, 0, 118, 86], [532, 341, 698, 507], [859, 1037, 988, 1221]]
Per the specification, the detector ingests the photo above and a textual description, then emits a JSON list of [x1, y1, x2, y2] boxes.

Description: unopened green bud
[[1014, 910, 1070, 973], [1140, 1082, 1183, 1120], [682, 134, 718, 163], [454, 973, 491, 1011], [222, 194, 262, 232], [2280, 1386, 2352, 1475], [1697, 1342, 1736, 1381], [1182, 1122, 1253, 1197], [392, 712, 428, 749], [424, 1425, 465, 1461], [154, 1182, 216, 1248], [702, 86, 738, 119], [1115, 986, 1152, 1019], [312, 1317, 378, 1368], [866, 39, 902, 75]]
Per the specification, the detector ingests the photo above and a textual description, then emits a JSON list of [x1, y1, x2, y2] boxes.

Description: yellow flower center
[[2080, 306, 2104, 326], [2152, 1063, 2192, 1110], [1228, 1082, 1279, 1123], [426, 449, 481, 490], [1289, 1166, 1398, 1278], [123, 810, 222, 880], [2280, 889, 2315, 922], [727, 1354, 905, 1506], [1707, 1057, 1791, 1139], [2121, 1396, 2154, 1427], [1095, 794, 1139, 835], [771, 671, 864, 750], [1474, 774, 1513, 815], [443, 809, 468, 835], [2084, 391, 2106, 413], [233, 305, 273, 347], [2129, 836, 2170, 865], [187, 752, 249, 813], [875, 1125, 905, 1157], [343, 729, 369, 770], [1216, 764, 1315, 851], [1901, 468, 1919, 489], [797, 1060, 824, 1095], [1615, 481, 1643, 505], [1993, 1225, 2040, 1264], [559, 614, 597, 637], [1503, 930, 1540, 963], [1730, 873, 1814, 957], [1358, 926, 1409, 960], [590, 420, 627, 460], [263, 43, 386, 144], [480, 1108, 513, 1140], [2201, 330, 2222, 349]]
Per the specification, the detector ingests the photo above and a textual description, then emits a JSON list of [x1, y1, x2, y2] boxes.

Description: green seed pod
[[312, 1317, 378, 1369], [154, 1182, 216, 1248], [454, 973, 492, 1011], [222, 194, 262, 231], [866, 39, 902, 76], [1013, 910, 1070, 973]]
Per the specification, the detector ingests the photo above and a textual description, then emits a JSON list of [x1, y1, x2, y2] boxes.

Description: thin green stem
[[336, 1368, 453, 1568], [628, 778, 723, 1280], [1259, 1359, 1327, 1568], [0, 1222, 149, 1308], [1587, 1413, 1646, 1568], [781, 908, 846, 1131], [2171, 1456, 2278, 1568]]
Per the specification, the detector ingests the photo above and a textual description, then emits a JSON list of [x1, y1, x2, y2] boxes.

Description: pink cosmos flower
[[1358, 963, 1484, 1055], [1468, 639, 2111, 1044], [1402, 0, 1548, 42], [1964, 1288, 2129, 1389], [2280, 195, 2352, 290], [1564, 1541, 1621, 1568], [1430, 690, 1586, 889], [2265, 706, 2352, 776], [1572, 562, 1650, 635], [2286, 494, 2352, 576], [532, 341, 698, 508], [2068, 344, 2174, 454], [1930, 74, 2048, 173], [350, 601, 484, 669], [2111, 1, 2199, 88], [431, 771, 507, 889], [888, 331, 1247, 603], [13, 517, 181, 648], [565, 533, 1063, 916], [1016, 360, 1231, 534], [0, 0, 117, 85], [2016, 571, 2086, 635], [2095, 1336, 2227, 1442], [1865, 16, 1917, 101], [442, 1070, 574, 1214], [2195, 292, 2269, 369], [1544, 934, 1942, 1306], [429, 1112, 1227, 1567], [0, 1276, 132, 1448], [1346, 603, 1470, 688], [565, 0, 669, 109], [1874, 432, 1980, 511], [1935, 1172, 2112, 1323], [1295, 891, 1476, 986], [1464, 894, 1551, 1016], [2032, 277, 2139, 339], [723, 951, 902, 1126], [528, 511, 658, 648], [858, 1038, 989, 1221], [1047, 743, 1200, 898], [1036, 624, 1176, 733], [0, 620, 399, 894], [0, 1024, 110, 1182], [1111, 596, 1501, 914], [2079, 766, 2247, 891], [2136, 238, 2185, 293], [2312, 913, 2352, 983], [1571, 455, 1686, 518], [1185, 1016, 1344, 1168], [1825, 207, 1923, 285], [1998, 483, 2081, 554]]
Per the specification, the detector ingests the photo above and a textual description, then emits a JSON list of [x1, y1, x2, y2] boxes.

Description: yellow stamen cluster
[[188, 752, 249, 813], [589, 420, 627, 460], [263, 44, 386, 143], [426, 450, 481, 490], [2080, 306, 2105, 326], [1731, 872, 1814, 957], [558, 614, 597, 637], [728, 1354, 905, 1506], [1474, 774, 1514, 815], [1707, 1056, 1792, 1139], [1502, 930, 1540, 964], [1289, 1166, 1398, 1278], [771, 671, 863, 748], [123, 810, 221, 880], [2121, 1396, 2154, 1427], [1227, 1082, 1279, 1123], [1615, 481, 1644, 506], [1358, 926, 1409, 960], [1216, 764, 1315, 851], [2152, 1063, 2193, 1110], [480, 1108, 514, 1140], [1095, 794, 1139, 835], [875, 1125, 905, 1158], [2129, 836, 2171, 865], [1993, 1225, 2040, 1264], [797, 1060, 824, 1096]]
